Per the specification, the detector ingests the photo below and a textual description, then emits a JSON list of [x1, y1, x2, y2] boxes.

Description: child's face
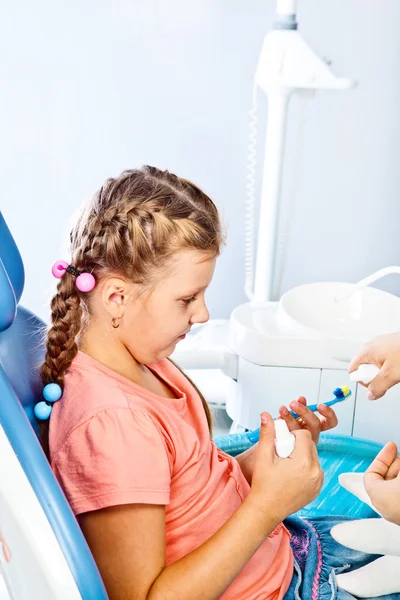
[[122, 250, 216, 364]]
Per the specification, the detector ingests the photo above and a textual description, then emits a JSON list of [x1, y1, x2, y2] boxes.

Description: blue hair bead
[[34, 383, 62, 421], [34, 401, 53, 421], [43, 383, 62, 403]]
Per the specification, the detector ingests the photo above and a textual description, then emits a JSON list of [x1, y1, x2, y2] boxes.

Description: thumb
[[257, 412, 276, 460], [348, 350, 369, 374], [368, 364, 398, 400], [348, 344, 373, 373], [364, 442, 397, 491]]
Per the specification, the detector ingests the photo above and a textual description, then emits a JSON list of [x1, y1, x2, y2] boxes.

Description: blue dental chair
[[0, 211, 382, 600], [0, 212, 108, 600]]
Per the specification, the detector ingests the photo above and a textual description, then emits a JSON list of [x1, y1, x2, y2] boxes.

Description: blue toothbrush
[[246, 386, 352, 444]]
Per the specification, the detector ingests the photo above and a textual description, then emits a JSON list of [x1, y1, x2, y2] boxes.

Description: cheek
[[135, 297, 188, 345], [148, 306, 181, 336], [161, 308, 188, 341]]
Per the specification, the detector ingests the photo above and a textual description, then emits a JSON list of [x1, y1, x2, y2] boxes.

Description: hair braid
[[40, 276, 83, 388]]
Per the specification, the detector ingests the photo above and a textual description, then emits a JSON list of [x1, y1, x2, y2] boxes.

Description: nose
[[190, 300, 209, 325]]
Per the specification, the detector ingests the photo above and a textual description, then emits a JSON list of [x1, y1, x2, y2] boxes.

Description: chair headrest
[[0, 212, 25, 332]]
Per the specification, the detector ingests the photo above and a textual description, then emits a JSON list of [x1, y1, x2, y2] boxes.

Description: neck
[[79, 326, 147, 385]]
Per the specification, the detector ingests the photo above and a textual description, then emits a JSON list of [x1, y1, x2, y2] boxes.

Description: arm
[[79, 497, 280, 600], [235, 445, 257, 485], [79, 413, 323, 600]]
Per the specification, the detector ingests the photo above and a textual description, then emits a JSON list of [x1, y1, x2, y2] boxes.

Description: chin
[[152, 347, 176, 363], [148, 338, 182, 364], [164, 341, 180, 358]]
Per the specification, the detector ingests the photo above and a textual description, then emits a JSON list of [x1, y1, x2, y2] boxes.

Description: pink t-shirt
[[49, 351, 293, 600]]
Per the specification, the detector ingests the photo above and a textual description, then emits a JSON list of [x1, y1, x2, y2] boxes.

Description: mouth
[[177, 329, 190, 340]]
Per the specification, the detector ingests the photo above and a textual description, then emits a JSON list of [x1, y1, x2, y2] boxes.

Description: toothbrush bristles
[[333, 386, 350, 399]]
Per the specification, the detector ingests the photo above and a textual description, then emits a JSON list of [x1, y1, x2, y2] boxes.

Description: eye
[[181, 296, 198, 305]]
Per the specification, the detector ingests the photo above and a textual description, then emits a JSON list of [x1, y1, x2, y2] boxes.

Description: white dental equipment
[[173, 1, 400, 447], [246, 0, 355, 304], [335, 266, 400, 304]]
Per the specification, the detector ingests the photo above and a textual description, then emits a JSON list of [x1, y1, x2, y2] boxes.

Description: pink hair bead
[[76, 272, 96, 292], [51, 260, 68, 278]]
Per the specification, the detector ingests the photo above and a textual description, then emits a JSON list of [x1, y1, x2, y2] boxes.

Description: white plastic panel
[[226, 358, 321, 430], [353, 383, 400, 445], [0, 426, 82, 600]]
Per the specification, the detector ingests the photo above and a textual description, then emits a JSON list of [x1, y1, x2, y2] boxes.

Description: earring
[[111, 318, 120, 329]]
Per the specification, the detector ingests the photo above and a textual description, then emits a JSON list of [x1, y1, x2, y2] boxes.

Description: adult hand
[[349, 333, 400, 400], [364, 442, 400, 525]]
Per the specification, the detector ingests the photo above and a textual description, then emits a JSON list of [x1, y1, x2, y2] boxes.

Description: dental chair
[[0, 211, 382, 600], [0, 212, 108, 600]]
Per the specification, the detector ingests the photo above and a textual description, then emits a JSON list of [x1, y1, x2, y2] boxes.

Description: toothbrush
[[246, 386, 352, 444]]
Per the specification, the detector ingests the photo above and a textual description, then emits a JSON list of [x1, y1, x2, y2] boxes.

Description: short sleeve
[[51, 408, 171, 515]]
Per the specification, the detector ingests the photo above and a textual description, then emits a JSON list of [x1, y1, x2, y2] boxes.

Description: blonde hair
[[40, 166, 223, 452]]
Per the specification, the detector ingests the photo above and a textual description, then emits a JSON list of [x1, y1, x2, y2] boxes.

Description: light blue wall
[[1, 0, 399, 321]]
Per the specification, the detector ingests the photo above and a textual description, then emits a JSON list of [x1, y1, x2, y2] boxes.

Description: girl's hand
[[277, 396, 338, 444], [248, 412, 324, 524]]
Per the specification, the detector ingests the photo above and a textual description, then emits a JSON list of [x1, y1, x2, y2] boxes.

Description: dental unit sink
[[278, 282, 400, 362], [177, 281, 400, 374]]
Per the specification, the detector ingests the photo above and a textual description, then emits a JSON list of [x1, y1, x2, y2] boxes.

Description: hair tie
[[51, 260, 96, 292], [34, 383, 63, 421]]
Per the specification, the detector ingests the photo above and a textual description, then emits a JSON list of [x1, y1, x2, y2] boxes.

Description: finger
[[368, 363, 399, 400], [386, 457, 400, 479], [289, 400, 321, 440], [291, 429, 319, 461], [348, 350, 369, 374], [278, 406, 302, 431], [364, 443, 398, 490], [278, 397, 306, 419], [316, 403, 338, 431], [296, 396, 307, 407], [257, 412, 276, 462], [386, 450, 400, 480]]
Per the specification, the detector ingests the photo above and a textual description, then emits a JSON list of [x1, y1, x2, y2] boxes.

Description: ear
[[101, 277, 135, 319]]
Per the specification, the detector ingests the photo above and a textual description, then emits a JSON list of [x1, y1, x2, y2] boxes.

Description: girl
[[39, 166, 393, 600]]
